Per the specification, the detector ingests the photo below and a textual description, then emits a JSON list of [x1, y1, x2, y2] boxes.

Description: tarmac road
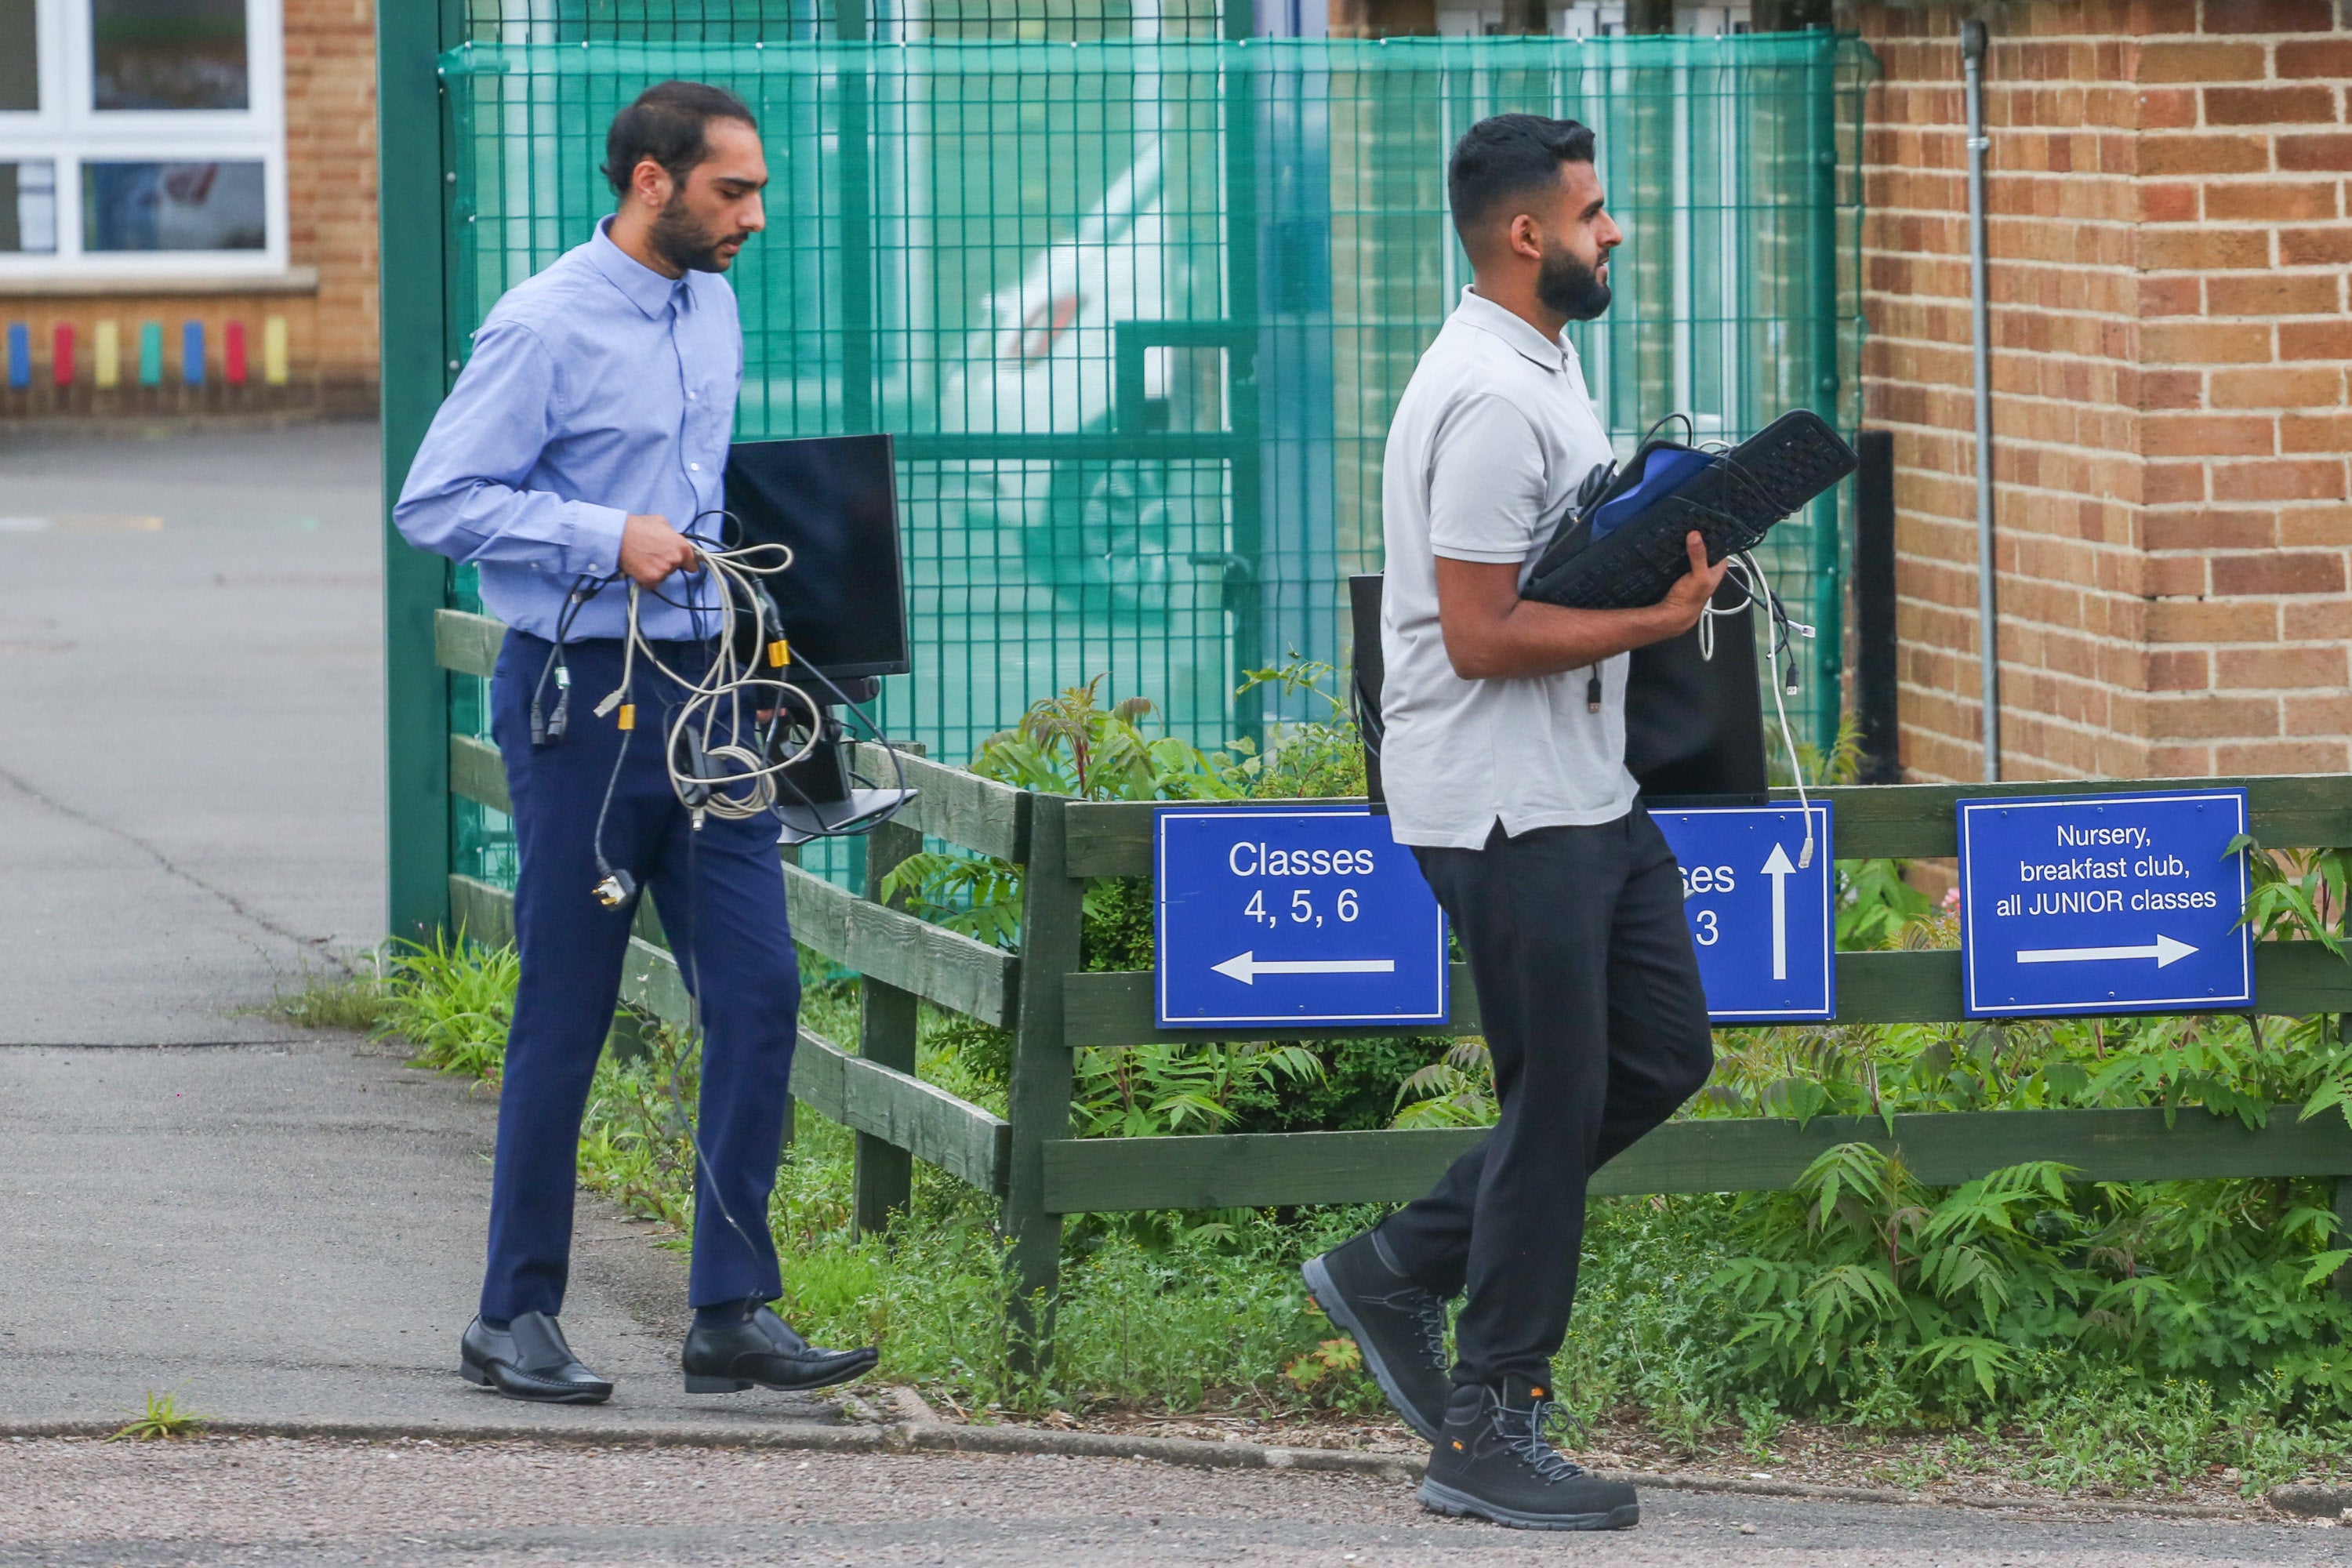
[[3, 1439, 2348, 1568]]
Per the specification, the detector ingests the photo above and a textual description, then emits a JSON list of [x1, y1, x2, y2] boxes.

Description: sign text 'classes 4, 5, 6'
[[1956, 789, 2252, 1018], [1152, 804, 1450, 1029]]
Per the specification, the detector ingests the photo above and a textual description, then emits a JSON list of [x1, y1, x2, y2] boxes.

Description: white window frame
[[0, 0, 287, 278]]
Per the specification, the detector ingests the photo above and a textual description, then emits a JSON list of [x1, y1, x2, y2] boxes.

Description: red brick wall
[[1849, 0, 2352, 783], [2, 0, 379, 419], [283, 0, 380, 411]]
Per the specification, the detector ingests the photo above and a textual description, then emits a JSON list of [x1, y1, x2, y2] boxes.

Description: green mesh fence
[[438, 31, 1867, 891]]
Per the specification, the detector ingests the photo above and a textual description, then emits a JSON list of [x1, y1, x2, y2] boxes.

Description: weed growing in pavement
[[270, 958, 390, 1031], [377, 931, 521, 1089], [109, 1390, 207, 1441]]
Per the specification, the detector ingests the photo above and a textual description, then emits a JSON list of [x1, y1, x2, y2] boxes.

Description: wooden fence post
[[1004, 793, 1082, 1371], [852, 819, 925, 1236]]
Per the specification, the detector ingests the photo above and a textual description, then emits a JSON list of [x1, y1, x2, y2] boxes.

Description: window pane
[[0, 0, 36, 111], [91, 0, 247, 111], [0, 161, 59, 252], [82, 160, 263, 250]]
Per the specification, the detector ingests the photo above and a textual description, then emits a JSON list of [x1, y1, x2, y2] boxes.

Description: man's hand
[[619, 513, 700, 587], [1432, 531, 1734, 682], [1655, 532, 1733, 636]]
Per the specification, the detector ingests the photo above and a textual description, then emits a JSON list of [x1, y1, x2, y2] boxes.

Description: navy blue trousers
[[481, 630, 800, 1323]]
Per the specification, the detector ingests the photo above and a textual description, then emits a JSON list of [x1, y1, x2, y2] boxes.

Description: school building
[[0, 0, 378, 418]]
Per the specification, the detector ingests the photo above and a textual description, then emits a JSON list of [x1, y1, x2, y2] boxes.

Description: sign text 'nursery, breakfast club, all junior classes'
[[1956, 789, 2253, 1018]]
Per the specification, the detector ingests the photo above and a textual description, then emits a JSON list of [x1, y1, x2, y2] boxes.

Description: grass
[[108, 1390, 207, 1441], [270, 961, 390, 1032]]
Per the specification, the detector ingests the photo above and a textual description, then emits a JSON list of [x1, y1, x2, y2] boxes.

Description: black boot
[[681, 1304, 878, 1394], [459, 1312, 614, 1404], [1301, 1229, 1453, 1442], [1417, 1377, 1637, 1530]]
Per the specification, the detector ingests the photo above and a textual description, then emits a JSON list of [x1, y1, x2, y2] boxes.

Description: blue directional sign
[[1652, 804, 1836, 1024], [1957, 789, 2252, 1018], [1155, 804, 1449, 1029]]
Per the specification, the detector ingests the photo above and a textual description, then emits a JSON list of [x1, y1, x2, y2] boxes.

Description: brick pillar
[[285, 0, 381, 412], [1849, 0, 2352, 783]]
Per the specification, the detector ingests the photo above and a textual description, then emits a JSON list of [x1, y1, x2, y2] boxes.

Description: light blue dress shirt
[[394, 216, 743, 641]]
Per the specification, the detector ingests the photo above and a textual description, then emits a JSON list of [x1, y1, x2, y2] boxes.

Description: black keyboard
[[1522, 410, 1857, 612]]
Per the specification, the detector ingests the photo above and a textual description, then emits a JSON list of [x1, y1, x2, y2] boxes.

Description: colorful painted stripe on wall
[[5, 322, 27, 390], [94, 320, 120, 389], [182, 321, 205, 387]]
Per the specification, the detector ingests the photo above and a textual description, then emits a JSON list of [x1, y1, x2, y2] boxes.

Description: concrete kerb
[[0, 1407, 2285, 1522]]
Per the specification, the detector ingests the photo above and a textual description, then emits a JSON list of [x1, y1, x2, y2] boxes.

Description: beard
[[648, 191, 743, 274], [1537, 243, 1612, 321]]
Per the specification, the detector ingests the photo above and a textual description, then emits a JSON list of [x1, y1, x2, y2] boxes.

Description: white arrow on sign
[[1760, 843, 1795, 981], [2016, 934, 2198, 968], [1212, 951, 1397, 985]]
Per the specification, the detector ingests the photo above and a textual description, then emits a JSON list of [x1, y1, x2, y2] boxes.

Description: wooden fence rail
[[432, 607, 2352, 1348]]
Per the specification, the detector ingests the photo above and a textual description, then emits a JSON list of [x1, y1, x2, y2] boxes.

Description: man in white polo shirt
[[1302, 114, 1725, 1532]]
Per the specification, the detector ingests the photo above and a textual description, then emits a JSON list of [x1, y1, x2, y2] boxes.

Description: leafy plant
[[1074, 1040, 1326, 1138], [109, 1390, 206, 1441], [1392, 1037, 1497, 1128], [1283, 1335, 1363, 1392], [377, 929, 521, 1088]]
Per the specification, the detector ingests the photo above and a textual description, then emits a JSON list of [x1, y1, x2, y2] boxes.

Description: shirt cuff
[[565, 504, 630, 579], [1429, 540, 1535, 564]]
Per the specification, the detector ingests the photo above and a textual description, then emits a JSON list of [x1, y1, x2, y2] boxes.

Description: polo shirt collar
[[1454, 285, 1568, 372], [590, 215, 689, 320]]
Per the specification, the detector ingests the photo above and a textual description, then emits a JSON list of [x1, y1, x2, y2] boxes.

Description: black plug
[[546, 661, 570, 742], [676, 728, 713, 809]]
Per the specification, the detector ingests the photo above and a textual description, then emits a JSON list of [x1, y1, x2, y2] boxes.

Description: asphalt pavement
[[0, 421, 386, 1044]]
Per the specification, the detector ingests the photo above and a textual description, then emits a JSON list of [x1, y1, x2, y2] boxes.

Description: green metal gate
[[382, 4, 1868, 935]]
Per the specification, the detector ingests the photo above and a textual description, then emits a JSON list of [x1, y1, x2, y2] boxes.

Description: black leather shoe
[[1417, 1376, 1638, 1530], [681, 1305, 878, 1394], [1302, 1229, 1453, 1442], [459, 1312, 614, 1404]]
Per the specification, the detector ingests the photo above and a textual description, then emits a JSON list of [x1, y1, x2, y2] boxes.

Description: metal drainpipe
[[1963, 20, 2000, 782]]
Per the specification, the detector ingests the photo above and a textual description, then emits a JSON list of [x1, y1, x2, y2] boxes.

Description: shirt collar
[[1454, 285, 1569, 372], [589, 215, 690, 321]]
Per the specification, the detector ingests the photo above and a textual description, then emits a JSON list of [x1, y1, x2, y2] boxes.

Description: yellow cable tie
[[616, 703, 635, 731], [770, 639, 789, 667]]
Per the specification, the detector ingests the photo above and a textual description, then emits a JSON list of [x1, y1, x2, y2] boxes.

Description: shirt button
[[689, 462, 701, 471], [687, 391, 697, 401]]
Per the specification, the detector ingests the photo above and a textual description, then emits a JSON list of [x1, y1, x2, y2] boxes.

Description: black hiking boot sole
[[1301, 1254, 1443, 1443], [1416, 1477, 1639, 1531]]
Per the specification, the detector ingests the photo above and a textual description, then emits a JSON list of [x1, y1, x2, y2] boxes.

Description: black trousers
[[1379, 809, 1714, 1388]]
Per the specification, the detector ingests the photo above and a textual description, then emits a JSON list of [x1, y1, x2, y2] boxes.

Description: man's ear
[[1505, 211, 1544, 263], [630, 156, 673, 212]]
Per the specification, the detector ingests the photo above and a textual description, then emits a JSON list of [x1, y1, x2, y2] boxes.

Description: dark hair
[[602, 81, 758, 198], [1446, 113, 1596, 245]]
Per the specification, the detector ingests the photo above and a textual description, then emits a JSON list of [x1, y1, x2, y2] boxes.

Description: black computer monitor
[[722, 434, 909, 681]]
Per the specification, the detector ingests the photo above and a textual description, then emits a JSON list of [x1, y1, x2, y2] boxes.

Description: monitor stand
[[774, 707, 917, 844]]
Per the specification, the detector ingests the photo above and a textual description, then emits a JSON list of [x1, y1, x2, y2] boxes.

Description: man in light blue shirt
[[395, 81, 877, 1406]]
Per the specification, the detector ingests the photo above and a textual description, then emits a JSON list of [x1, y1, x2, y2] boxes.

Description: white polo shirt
[[1377, 287, 1635, 850]]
